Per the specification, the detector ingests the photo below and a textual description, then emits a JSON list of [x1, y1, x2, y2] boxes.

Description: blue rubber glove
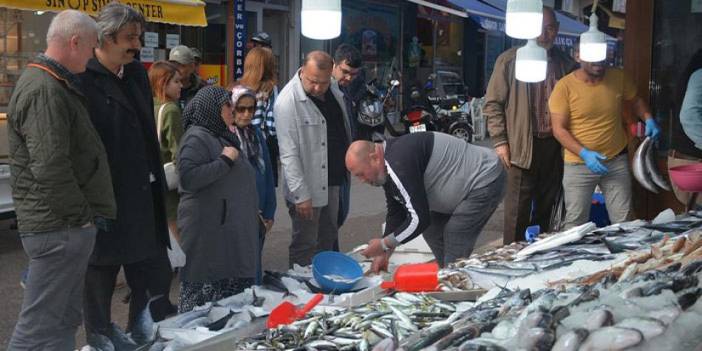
[[579, 148, 608, 175], [645, 118, 661, 141], [525, 225, 541, 243]]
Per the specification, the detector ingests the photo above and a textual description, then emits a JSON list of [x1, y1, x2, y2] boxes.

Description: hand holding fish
[[579, 148, 608, 175], [644, 118, 661, 141], [363, 238, 394, 273]]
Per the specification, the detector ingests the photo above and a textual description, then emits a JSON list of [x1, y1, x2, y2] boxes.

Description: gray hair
[[46, 10, 97, 45], [96, 2, 145, 47]]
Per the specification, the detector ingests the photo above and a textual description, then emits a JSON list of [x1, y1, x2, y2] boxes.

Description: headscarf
[[230, 85, 265, 171], [182, 85, 240, 148]]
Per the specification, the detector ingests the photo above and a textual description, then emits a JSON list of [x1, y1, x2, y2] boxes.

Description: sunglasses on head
[[235, 105, 256, 113]]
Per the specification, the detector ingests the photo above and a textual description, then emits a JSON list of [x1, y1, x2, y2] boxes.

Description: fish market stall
[[143, 211, 702, 350]]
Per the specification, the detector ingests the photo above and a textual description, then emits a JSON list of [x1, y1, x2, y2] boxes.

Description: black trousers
[[83, 252, 173, 336], [503, 137, 564, 244]]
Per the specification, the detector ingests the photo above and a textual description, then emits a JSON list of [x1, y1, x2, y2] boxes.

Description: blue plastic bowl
[[312, 251, 363, 293]]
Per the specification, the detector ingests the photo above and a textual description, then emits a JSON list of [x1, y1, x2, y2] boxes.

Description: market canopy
[[449, 0, 616, 45], [0, 0, 207, 27]]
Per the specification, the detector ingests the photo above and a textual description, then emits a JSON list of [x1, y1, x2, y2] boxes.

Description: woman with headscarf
[[176, 86, 259, 312], [229, 85, 276, 284]]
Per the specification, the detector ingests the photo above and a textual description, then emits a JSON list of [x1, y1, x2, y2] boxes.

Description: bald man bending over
[[347, 132, 505, 272], [275, 51, 352, 267]]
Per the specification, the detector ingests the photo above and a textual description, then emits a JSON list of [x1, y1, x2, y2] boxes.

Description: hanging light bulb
[[301, 0, 342, 40], [506, 0, 543, 39], [516, 39, 547, 82], [579, 11, 607, 62]]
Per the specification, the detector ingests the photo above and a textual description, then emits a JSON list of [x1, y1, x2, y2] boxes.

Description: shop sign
[[140, 47, 155, 62], [233, 0, 247, 80], [166, 34, 180, 49], [478, 17, 505, 33], [555, 36, 575, 48], [0, 0, 207, 27], [144, 32, 158, 48]]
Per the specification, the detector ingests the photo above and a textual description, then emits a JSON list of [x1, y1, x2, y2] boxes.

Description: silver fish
[[647, 305, 681, 326], [644, 138, 672, 191], [551, 328, 588, 351], [579, 327, 643, 351], [616, 317, 666, 340], [584, 309, 614, 331], [633, 137, 659, 193]]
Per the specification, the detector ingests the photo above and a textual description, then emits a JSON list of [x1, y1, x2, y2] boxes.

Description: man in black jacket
[[346, 132, 505, 271], [79, 3, 172, 346]]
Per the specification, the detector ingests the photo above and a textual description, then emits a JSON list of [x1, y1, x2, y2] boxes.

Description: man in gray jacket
[[7, 10, 116, 350], [347, 132, 505, 271], [275, 51, 352, 267]]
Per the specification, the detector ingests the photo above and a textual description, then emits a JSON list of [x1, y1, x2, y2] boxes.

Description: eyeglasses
[[235, 105, 256, 113]]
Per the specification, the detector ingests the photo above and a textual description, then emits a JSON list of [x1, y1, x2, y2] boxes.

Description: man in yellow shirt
[[549, 44, 659, 229]]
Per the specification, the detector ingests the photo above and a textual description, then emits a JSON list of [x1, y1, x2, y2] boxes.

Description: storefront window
[[331, 1, 401, 86], [0, 9, 53, 113], [414, 6, 465, 80]]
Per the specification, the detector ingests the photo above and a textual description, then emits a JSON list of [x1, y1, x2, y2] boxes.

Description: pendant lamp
[[579, 11, 607, 62], [516, 39, 547, 83], [506, 0, 543, 39], [301, 0, 342, 40]]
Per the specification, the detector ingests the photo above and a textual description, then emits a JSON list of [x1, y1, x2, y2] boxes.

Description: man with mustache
[[549, 41, 659, 230], [78, 2, 173, 346], [346, 132, 505, 271]]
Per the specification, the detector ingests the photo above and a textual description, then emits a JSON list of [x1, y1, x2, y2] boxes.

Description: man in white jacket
[[274, 51, 352, 267]]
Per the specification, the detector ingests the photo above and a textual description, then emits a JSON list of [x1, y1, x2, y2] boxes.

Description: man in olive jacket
[[7, 10, 116, 350], [78, 3, 172, 345], [484, 7, 575, 244]]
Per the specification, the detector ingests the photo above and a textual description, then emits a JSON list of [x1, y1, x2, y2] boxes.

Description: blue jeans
[[562, 153, 632, 230], [9, 225, 96, 351]]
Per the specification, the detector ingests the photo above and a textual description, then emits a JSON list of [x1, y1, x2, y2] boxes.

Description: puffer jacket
[[7, 55, 116, 233]]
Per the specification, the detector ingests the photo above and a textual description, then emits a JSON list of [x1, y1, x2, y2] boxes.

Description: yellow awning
[[0, 0, 207, 27]]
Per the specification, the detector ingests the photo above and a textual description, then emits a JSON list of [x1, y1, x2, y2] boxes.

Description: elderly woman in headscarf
[[176, 85, 260, 313], [229, 85, 276, 284]]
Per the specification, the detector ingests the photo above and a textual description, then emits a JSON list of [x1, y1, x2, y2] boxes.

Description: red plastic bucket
[[381, 262, 439, 292]]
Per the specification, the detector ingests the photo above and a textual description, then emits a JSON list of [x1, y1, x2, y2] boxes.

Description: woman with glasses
[[176, 86, 259, 312], [229, 84, 276, 284]]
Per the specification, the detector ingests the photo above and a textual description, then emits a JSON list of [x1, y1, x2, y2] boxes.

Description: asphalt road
[[0, 141, 505, 348]]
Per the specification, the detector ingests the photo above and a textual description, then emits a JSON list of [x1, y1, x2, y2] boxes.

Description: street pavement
[[0, 139, 505, 348]]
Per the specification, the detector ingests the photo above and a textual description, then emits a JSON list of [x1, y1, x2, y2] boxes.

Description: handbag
[[157, 103, 179, 190]]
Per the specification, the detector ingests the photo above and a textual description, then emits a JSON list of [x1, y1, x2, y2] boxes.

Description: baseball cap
[[251, 32, 272, 47], [169, 45, 195, 65]]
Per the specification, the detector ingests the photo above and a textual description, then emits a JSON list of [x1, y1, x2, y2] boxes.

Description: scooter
[[356, 79, 401, 141]]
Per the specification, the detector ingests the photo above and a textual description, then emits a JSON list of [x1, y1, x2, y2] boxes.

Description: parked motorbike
[[357, 79, 401, 141], [425, 72, 473, 143], [398, 86, 437, 135]]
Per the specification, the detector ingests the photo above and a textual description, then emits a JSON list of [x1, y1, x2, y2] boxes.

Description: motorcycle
[[397, 85, 437, 135], [356, 79, 401, 141], [425, 72, 473, 143]]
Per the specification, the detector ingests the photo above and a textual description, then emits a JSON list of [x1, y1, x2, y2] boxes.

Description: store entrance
[[245, 2, 290, 84]]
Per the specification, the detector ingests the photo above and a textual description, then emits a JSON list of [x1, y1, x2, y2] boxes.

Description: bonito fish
[[633, 137, 671, 193]]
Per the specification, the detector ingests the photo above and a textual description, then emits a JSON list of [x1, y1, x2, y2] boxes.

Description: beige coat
[[484, 47, 574, 169]]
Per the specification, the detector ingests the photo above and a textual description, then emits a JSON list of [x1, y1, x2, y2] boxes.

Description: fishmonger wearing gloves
[[346, 132, 505, 271], [549, 44, 658, 230]]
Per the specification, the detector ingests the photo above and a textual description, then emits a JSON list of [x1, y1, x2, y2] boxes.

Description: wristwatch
[[380, 238, 390, 252]]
